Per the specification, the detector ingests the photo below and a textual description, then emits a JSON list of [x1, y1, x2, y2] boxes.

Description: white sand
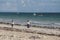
[[0, 24, 60, 40], [0, 30, 60, 40], [0, 24, 60, 35]]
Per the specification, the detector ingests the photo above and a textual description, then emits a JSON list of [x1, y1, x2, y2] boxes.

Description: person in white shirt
[[11, 19, 14, 28], [27, 20, 31, 28]]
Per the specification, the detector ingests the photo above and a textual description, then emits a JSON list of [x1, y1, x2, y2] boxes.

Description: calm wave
[[0, 12, 60, 27]]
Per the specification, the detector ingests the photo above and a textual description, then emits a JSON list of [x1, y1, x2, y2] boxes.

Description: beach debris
[[0, 35, 2, 37], [29, 35, 40, 39], [10, 35, 14, 37]]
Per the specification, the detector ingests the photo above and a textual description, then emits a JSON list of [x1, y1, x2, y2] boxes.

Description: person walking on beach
[[11, 19, 14, 28], [27, 20, 31, 28]]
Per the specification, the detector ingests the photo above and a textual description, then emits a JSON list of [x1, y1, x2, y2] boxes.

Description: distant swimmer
[[17, 12, 20, 14], [27, 20, 31, 28], [39, 14, 43, 16], [33, 13, 36, 16]]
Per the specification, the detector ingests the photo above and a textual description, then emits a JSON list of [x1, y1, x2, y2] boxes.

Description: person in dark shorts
[[27, 20, 31, 28], [11, 20, 14, 28]]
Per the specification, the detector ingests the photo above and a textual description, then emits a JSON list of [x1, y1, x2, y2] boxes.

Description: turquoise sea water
[[0, 12, 60, 27]]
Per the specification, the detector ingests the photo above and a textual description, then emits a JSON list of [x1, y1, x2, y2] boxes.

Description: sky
[[0, 0, 60, 12]]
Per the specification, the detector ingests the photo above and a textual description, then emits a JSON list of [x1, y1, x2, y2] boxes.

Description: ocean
[[0, 12, 60, 27]]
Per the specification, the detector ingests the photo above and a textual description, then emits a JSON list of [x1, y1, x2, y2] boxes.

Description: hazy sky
[[0, 0, 60, 12]]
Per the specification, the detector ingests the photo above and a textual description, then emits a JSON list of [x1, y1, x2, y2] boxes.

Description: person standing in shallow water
[[11, 20, 14, 28], [27, 20, 31, 28]]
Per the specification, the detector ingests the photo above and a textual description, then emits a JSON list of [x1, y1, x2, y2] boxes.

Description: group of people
[[11, 20, 31, 28]]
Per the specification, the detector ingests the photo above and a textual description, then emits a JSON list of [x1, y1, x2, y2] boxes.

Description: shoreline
[[0, 21, 60, 29]]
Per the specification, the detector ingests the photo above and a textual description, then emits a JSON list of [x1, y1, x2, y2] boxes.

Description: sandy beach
[[0, 0, 60, 40], [0, 23, 60, 40]]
